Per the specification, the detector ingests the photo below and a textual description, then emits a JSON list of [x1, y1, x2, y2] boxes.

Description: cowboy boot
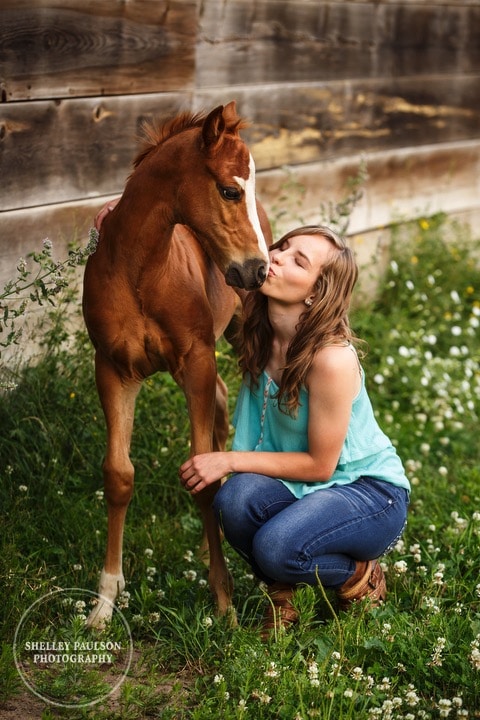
[[336, 560, 386, 611], [261, 583, 299, 639]]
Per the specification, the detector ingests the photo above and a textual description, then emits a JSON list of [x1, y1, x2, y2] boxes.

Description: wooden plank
[[0, 0, 196, 101], [2, 139, 480, 291], [197, 1, 480, 87], [199, 76, 480, 168], [2, 73, 479, 211], [0, 93, 189, 211]]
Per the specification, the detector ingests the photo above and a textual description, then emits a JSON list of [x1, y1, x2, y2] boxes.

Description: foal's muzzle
[[225, 259, 267, 290]]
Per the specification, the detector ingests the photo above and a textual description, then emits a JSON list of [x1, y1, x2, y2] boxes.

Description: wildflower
[[373, 373, 385, 384], [423, 596, 440, 613], [75, 600, 86, 612], [469, 635, 480, 670], [405, 280, 415, 290], [73, 564, 82, 571], [429, 636, 446, 666], [146, 566, 157, 581], [19, 485, 28, 493], [149, 612, 160, 623], [265, 661, 279, 678], [343, 689, 354, 698], [144, 548, 154, 558], [451, 325, 462, 336], [183, 550, 194, 562], [95, 489, 104, 500], [251, 689, 272, 704], [203, 616, 213, 628], [183, 569, 197, 581], [43, 238, 53, 250], [420, 442, 430, 455], [117, 591, 130, 609], [438, 698, 452, 717], [214, 674, 224, 683], [378, 677, 391, 691], [351, 666, 363, 680], [393, 560, 408, 574]]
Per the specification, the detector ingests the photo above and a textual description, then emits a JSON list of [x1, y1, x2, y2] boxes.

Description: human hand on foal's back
[[94, 197, 120, 230], [179, 452, 232, 495]]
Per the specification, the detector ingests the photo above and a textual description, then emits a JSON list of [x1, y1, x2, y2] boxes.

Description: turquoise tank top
[[232, 367, 410, 499]]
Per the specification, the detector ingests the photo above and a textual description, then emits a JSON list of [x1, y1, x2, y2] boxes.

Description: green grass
[[1, 213, 479, 718]]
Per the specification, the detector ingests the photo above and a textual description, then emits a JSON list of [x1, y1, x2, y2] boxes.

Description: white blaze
[[234, 154, 270, 266]]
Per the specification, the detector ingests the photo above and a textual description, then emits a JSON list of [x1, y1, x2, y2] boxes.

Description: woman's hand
[[94, 197, 120, 230], [179, 452, 231, 495]]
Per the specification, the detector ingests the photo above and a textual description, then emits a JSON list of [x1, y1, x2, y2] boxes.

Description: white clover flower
[[420, 442, 430, 455], [183, 550, 194, 562], [405, 688, 420, 706], [393, 560, 408, 574], [183, 569, 197, 581], [214, 674, 224, 683], [144, 548, 154, 558], [73, 564, 82, 571], [351, 666, 363, 680], [378, 677, 391, 691], [450, 290, 461, 304], [75, 600, 86, 612], [438, 466, 448, 477], [149, 612, 160, 623], [265, 661, 279, 678], [146, 566, 157, 576], [343, 689, 354, 698], [373, 373, 385, 384], [438, 698, 452, 717], [405, 280, 415, 290], [203, 616, 213, 627], [95, 489, 104, 500], [118, 591, 130, 609], [398, 345, 411, 357], [19, 485, 28, 493]]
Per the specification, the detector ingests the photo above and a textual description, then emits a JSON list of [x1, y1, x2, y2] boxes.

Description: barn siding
[[1, 0, 480, 295]]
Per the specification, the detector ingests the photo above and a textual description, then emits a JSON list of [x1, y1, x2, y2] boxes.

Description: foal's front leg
[[182, 353, 235, 621], [87, 353, 141, 628]]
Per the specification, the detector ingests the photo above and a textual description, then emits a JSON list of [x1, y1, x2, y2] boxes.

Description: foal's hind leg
[[87, 352, 141, 629]]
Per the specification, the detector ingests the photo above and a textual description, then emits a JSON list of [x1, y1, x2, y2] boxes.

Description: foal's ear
[[202, 105, 226, 153]]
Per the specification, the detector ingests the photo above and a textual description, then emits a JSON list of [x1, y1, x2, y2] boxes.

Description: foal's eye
[[218, 185, 241, 201]]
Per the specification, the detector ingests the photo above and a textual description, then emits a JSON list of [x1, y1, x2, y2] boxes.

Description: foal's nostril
[[257, 265, 267, 283]]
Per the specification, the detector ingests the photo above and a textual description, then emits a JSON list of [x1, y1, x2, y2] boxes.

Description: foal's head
[[135, 102, 271, 290]]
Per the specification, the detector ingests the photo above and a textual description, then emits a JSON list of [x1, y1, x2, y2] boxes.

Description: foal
[[83, 102, 271, 627]]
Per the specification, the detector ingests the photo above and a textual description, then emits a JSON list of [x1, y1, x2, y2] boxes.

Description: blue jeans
[[213, 474, 409, 588]]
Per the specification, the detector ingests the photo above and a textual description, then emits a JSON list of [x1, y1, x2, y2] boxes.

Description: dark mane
[[133, 111, 208, 168]]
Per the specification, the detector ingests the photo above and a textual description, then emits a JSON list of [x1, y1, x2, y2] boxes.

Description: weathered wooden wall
[[1, 0, 480, 296]]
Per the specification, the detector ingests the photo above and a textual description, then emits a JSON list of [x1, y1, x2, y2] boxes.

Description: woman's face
[[260, 233, 333, 306]]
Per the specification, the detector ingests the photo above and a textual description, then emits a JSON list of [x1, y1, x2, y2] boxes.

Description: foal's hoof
[[85, 600, 113, 630]]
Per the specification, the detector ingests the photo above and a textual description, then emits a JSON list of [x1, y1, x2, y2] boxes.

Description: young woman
[[179, 225, 410, 635]]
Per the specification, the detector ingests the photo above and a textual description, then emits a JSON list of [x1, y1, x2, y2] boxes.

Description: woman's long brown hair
[[238, 225, 360, 415]]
